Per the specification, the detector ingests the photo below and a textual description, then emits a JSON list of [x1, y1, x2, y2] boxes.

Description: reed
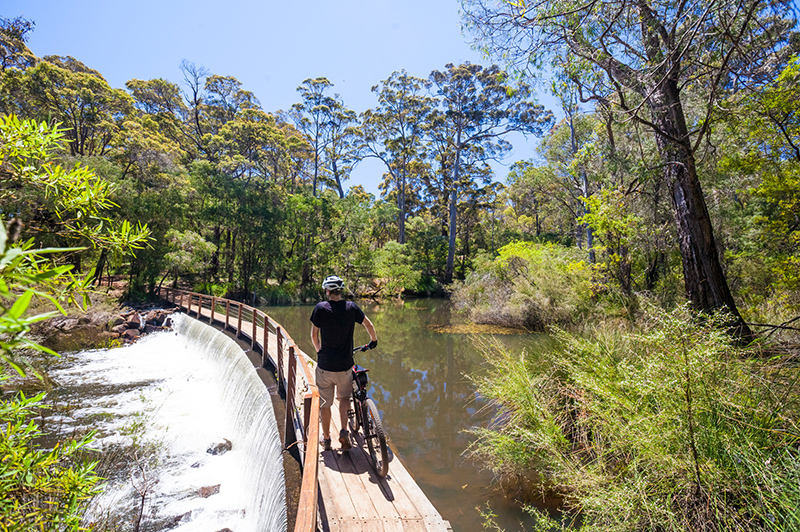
[[467, 305, 800, 531]]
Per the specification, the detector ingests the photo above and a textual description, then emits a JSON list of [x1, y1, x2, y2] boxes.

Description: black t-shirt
[[310, 300, 365, 372]]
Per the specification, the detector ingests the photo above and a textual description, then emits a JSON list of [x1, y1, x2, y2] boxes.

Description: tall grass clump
[[452, 242, 594, 330], [467, 305, 800, 531]]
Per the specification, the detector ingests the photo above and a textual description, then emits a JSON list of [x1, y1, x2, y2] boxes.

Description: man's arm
[[362, 316, 377, 344], [311, 324, 321, 353]]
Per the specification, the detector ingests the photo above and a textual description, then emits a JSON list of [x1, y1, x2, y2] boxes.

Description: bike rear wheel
[[363, 398, 389, 477]]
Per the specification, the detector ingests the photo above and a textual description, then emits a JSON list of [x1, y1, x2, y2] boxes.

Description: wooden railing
[[157, 287, 320, 532]]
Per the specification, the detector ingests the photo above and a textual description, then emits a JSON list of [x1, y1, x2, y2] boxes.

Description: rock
[[216, 529, 234, 532], [143, 324, 161, 334], [125, 313, 142, 329], [206, 438, 232, 455], [145, 309, 162, 325], [108, 316, 124, 328], [112, 324, 128, 335], [198, 484, 221, 498], [58, 318, 80, 331], [165, 511, 191, 528], [123, 329, 141, 341], [190, 460, 203, 468]]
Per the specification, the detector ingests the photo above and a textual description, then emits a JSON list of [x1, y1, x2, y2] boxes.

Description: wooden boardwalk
[[162, 289, 452, 532]]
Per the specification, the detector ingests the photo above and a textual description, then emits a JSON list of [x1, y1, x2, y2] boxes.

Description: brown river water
[[263, 298, 557, 532]]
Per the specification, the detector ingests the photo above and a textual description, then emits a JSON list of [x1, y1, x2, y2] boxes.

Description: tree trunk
[[648, 82, 751, 338], [445, 142, 462, 284], [398, 168, 407, 244]]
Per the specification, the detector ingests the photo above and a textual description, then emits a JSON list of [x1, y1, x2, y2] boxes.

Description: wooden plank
[[319, 453, 358, 524], [316, 452, 340, 532]]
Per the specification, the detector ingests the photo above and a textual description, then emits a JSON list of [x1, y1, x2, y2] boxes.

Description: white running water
[[49, 312, 286, 532]]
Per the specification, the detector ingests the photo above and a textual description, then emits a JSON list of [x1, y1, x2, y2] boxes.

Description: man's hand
[[368, 339, 378, 350]]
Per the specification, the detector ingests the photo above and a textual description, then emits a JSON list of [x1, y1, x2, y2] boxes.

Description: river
[[263, 298, 552, 532]]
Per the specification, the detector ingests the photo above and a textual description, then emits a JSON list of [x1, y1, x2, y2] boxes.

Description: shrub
[[451, 241, 593, 330], [0, 393, 101, 532], [467, 305, 800, 531]]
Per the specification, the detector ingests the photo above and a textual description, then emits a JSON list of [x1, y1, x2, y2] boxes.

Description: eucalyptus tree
[[360, 70, 434, 243], [428, 62, 553, 282], [291, 77, 358, 198], [126, 78, 190, 153], [462, 0, 798, 334], [1, 55, 133, 157], [0, 16, 36, 72]]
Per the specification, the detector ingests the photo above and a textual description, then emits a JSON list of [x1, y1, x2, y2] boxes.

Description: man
[[310, 275, 378, 451]]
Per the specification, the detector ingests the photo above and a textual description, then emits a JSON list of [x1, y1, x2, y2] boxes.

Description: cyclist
[[310, 275, 378, 451]]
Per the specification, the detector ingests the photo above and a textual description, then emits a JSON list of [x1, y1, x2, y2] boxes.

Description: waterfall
[[50, 312, 286, 532]]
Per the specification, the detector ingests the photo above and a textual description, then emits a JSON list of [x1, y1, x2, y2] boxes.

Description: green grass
[[467, 305, 800, 531]]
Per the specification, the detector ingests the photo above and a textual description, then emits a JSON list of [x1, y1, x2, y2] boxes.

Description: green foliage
[[0, 392, 101, 532], [0, 114, 151, 256], [452, 241, 593, 330], [163, 229, 216, 282], [468, 306, 800, 531], [374, 241, 421, 297]]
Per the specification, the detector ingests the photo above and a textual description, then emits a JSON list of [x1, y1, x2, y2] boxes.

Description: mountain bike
[[348, 345, 389, 477]]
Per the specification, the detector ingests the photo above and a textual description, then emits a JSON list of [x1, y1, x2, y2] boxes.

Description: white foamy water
[[49, 313, 286, 532]]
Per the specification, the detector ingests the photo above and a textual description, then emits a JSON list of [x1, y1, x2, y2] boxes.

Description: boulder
[[122, 329, 141, 341], [198, 484, 221, 498], [112, 324, 128, 335], [143, 324, 161, 334], [125, 313, 142, 329], [206, 438, 232, 455], [108, 316, 125, 328], [145, 309, 163, 325]]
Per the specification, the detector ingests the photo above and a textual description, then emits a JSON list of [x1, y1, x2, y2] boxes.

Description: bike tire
[[349, 394, 362, 433], [364, 398, 389, 477]]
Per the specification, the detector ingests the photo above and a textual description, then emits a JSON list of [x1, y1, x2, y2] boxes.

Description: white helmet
[[321, 275, 345, 291]]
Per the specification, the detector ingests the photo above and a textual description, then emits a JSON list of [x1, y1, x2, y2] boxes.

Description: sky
[[5, 0, 553, 195]]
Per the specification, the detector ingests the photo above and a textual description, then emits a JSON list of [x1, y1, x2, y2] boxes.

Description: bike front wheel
[[363, 398, 389, 477]]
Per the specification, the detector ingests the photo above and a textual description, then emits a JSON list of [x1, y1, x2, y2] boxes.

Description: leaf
[[7, 291, 33, 320]]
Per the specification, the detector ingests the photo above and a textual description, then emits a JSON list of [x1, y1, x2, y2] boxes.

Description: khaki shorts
[[315, 367, 353, 408]]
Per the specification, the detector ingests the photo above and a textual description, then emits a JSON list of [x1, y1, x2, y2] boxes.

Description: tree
[[428, 62, 552, 282], [360, 71, 433, 244], [1, 56, 133, 157], [462, 0, 798, 335], [0, 16, 36, 72]]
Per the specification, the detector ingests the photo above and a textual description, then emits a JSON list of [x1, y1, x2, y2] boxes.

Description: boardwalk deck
[[177, 295, 452, 532]]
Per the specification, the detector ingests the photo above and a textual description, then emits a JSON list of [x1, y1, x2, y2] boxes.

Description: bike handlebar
[[353, 343, 376, 353]]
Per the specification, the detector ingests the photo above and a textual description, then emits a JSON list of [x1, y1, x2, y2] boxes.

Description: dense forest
[[2, 0, 800, 529]]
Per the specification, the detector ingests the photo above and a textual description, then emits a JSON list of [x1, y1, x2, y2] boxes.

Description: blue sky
[[5, 0, 552, 195]]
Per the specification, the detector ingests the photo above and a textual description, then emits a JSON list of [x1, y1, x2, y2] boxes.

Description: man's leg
[[339, 396, 350, 432], [321, 405, 332, 440], [316, 367, 334, 450]]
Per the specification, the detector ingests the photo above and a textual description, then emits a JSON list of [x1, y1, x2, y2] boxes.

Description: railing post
[[225, 300, 230, 330], [277, 327, 284, 389], [252, 307, 257, 349], [210, 297, 216, 324], [237, 304, 243, 337], [178, 291, 183, 310], [303, 392, 312, 441], [285, 346, 296, 446], [268, 314, 269, 368], [187, 293, 192, 315]]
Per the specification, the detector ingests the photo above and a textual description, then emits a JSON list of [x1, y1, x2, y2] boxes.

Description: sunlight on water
[[50, 313, 286, 532]]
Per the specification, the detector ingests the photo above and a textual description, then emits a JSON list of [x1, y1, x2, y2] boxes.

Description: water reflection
[[263, 298, 547, 532]]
